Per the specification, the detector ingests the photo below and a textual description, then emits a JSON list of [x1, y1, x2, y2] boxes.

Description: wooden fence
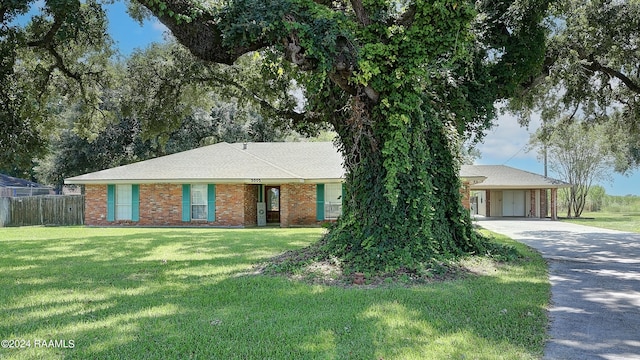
[[0, 195, 84, 227]]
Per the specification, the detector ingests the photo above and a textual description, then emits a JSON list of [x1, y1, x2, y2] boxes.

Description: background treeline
[[559, 185, 640, 214]]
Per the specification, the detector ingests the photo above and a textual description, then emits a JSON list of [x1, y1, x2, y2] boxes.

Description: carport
[[461, 165, 570, 220]]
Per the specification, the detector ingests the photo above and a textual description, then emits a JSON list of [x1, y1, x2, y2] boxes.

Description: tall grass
[[600, 194, 640, 213]]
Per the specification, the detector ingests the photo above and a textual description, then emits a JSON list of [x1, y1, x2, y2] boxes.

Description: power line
[[501, 143, 528, 165]]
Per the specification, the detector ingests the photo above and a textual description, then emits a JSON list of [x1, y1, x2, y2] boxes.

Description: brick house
[[65, 142, 346, 227], [65, 142, 569, 227], [460, 165, 570, 220]]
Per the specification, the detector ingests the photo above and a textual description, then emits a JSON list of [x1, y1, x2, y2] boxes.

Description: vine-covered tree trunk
[[326, 93, 483, 272]]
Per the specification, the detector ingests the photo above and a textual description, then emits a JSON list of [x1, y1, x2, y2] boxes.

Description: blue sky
[[105, 2, 167, 55], [106, 4, 639, 195]]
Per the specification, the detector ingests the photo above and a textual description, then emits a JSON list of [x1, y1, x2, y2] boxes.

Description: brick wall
[[139, 184, 182, 225], [211, 184, 245, 226], [460, 181, 471, 210], [84, 183, 248, 227], [83, 182, 336, 227], [550, 188, 558, 220], [85, 185, 108, 225], [243, 184, 258, 226], [280, 183, 317, 227], [529, 189, 535, 217]]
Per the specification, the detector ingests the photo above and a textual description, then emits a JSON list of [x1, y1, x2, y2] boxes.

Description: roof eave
[[470, 184, 572, 190], [63, 177, 343, 185]]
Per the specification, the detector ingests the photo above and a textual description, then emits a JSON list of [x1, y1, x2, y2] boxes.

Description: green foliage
[[1, 0, 115, 175], [585, 185, 606, 212], [511, 0, 640, 172], [37, 100, 292, 190], [530, 120, 615, 218]]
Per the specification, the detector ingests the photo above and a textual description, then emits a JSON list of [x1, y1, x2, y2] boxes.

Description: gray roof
[[0, 173, 50, 189], [65, 142, 569, 189], [65, 142, 346, 185], [461, 165, 570, 189]]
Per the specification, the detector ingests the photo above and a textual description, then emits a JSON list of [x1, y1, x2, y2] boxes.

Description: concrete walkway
[[477, 219, 640, 360]]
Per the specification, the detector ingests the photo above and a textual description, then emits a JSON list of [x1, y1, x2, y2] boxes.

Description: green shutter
[[107, 185, 115, 222], [131, 185, 140, 222], [182, 184, 191, 222], [207, 184, 216, 222], [316, 184, 325, 221]]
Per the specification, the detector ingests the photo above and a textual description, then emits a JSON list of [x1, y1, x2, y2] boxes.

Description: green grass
[[562, 211, 640, 233], [0, 227, 549, 359]]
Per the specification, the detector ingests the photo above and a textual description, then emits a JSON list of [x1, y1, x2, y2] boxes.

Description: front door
[[265, 186, 280, 223]]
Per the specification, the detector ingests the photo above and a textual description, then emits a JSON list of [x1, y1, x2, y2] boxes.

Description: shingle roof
[[0, 173, 49, 188], [65, 142, 569, 189], [460, 165, 569, 189], [65, 142, 345, 184]]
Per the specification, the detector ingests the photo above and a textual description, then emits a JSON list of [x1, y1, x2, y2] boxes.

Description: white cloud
[[475, 111, 542, 163]]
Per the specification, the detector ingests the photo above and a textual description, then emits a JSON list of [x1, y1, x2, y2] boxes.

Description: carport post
[[550, 188, 558, 220]]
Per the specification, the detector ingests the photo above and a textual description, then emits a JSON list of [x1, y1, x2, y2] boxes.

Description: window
[[324, 183, 343, 220], [267, 187, 279, 211], [191, 184, 208, 220], [115, 184, 132, 220]]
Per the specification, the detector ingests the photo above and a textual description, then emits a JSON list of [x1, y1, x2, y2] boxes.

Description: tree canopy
[[512, 0, 640, 173]]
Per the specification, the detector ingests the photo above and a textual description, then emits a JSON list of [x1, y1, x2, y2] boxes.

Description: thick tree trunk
[[325, 96, 483, 273]]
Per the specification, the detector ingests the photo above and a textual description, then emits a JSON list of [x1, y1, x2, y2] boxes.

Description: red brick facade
[[280, 183, 317, 227], [460, 181, 471, 210], [243, 185, 259, 226], [84, 183, 321, 227], [140, 184, 182, 225], [85, 185, 108, 224]]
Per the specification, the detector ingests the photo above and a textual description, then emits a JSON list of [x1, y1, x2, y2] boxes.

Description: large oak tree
[[2, 0, 551, 271]]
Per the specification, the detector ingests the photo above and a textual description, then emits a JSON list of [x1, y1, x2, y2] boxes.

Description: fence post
[[0, 198, 9, 227]]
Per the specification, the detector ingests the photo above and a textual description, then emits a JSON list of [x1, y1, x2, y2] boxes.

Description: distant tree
[[586, 185, 607, 212], [530, 120, 614, 217], [37, 102, 287, 191]]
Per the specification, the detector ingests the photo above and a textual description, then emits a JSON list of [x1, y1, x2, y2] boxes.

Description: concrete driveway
[[477, 219, 640, 360]]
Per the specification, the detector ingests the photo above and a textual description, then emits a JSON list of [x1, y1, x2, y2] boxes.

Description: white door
[[503, 190, 526, 217]]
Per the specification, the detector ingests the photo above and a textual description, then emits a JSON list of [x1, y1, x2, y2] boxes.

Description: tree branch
[[26, 14, 65, 47], [194, 74, 325, 125], [24, 14, 87, 96], [350, 0, 371, 26], [583, 56, 640, 94], [137, 0, 267, 65]]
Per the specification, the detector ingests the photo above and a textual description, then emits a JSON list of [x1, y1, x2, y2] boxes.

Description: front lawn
[[0, 227, 548, 359]]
